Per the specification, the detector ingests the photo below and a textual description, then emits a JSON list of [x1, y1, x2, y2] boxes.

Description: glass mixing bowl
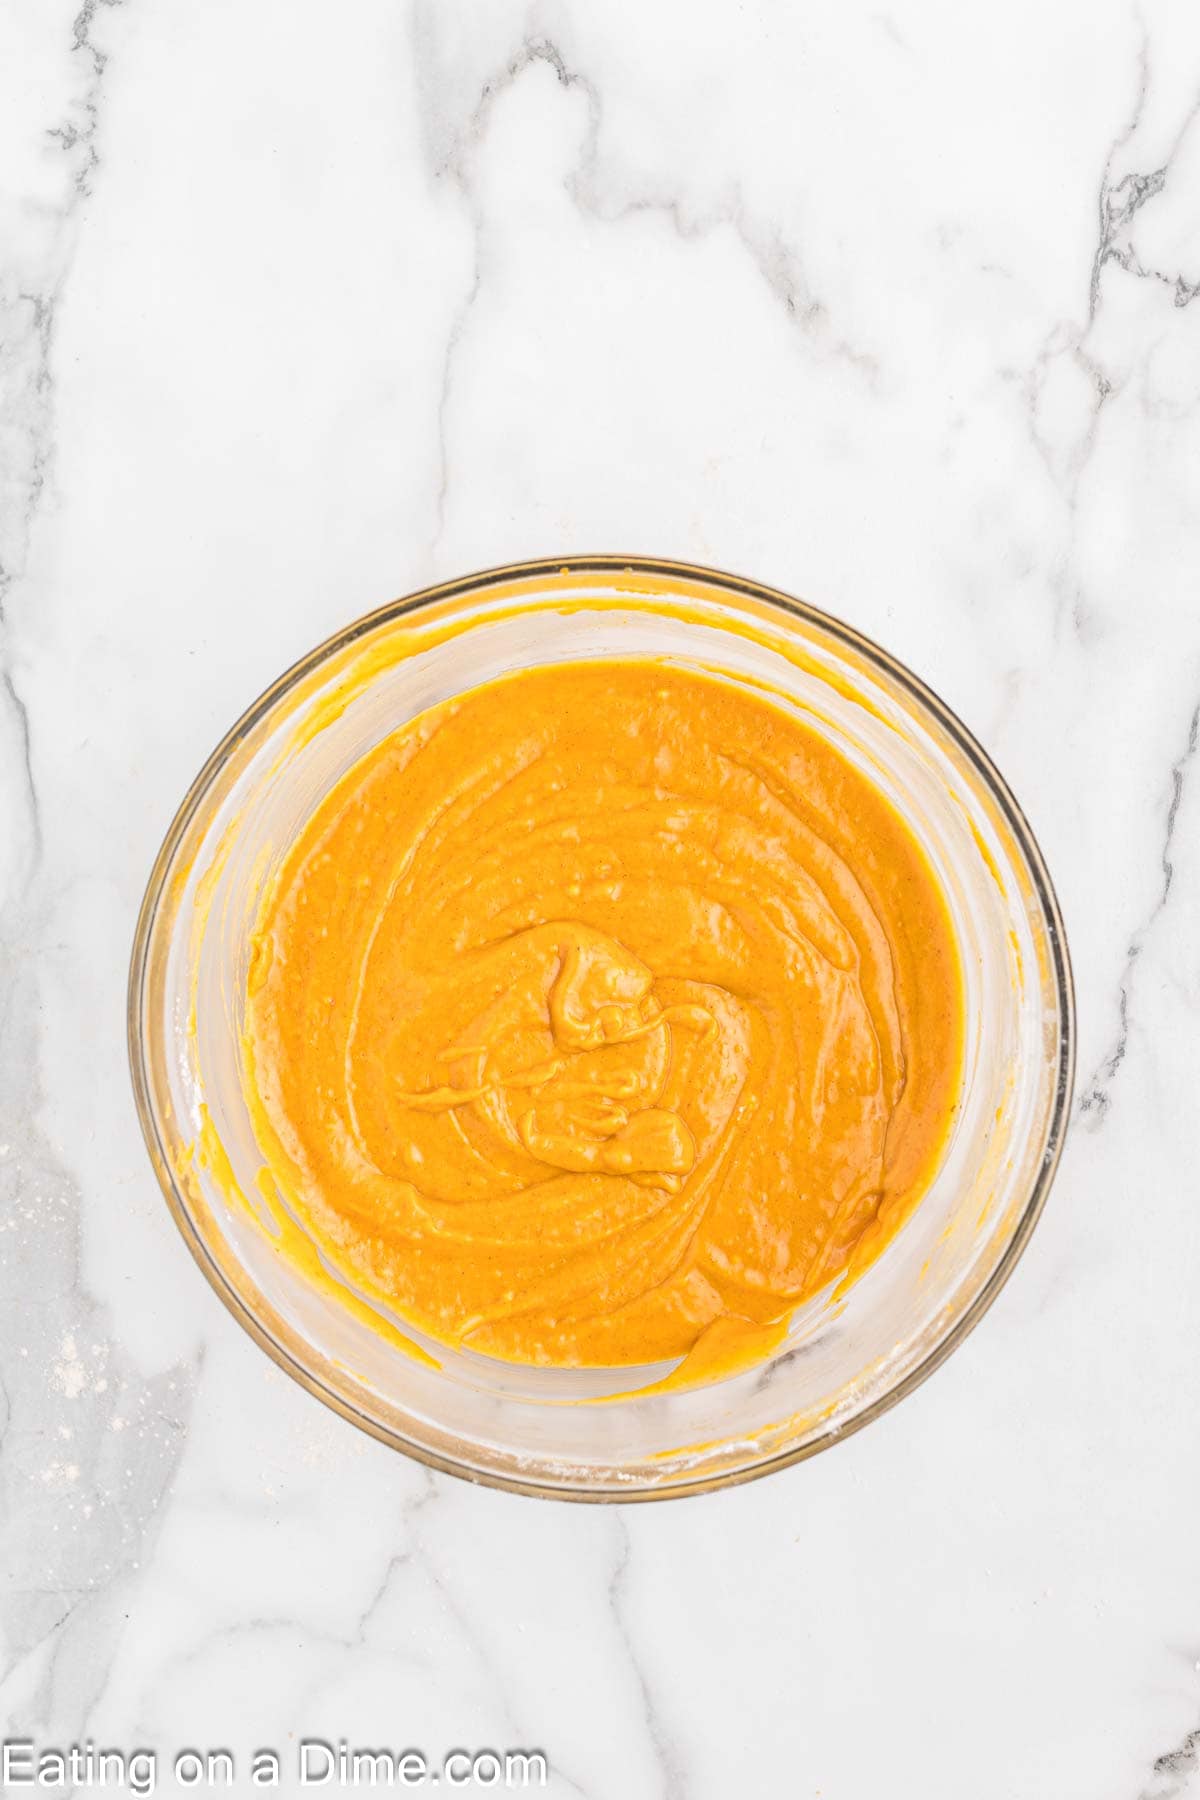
[[128, 558, 1074, 1500]]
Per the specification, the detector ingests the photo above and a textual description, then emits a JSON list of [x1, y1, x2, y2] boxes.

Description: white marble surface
[[2, 1, 1200, 1794]]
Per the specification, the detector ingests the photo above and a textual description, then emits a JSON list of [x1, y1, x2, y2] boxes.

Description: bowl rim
[[127, 555, 1076, 1502]]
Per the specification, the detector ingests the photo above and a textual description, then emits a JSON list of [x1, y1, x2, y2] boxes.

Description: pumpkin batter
[[243, 659, 963, 1370]]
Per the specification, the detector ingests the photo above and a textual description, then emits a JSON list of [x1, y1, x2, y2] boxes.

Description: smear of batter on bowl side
[[240, 659, 963, 1380]]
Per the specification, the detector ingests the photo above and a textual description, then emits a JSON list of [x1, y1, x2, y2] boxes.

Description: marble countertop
[[3, 2, 1199, 1795]]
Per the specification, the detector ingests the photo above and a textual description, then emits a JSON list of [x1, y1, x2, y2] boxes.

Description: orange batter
[[243, 660, 962, 1370]]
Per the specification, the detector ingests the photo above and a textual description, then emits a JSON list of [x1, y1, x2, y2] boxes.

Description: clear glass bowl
[[128, 558, 1074, 1500]]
